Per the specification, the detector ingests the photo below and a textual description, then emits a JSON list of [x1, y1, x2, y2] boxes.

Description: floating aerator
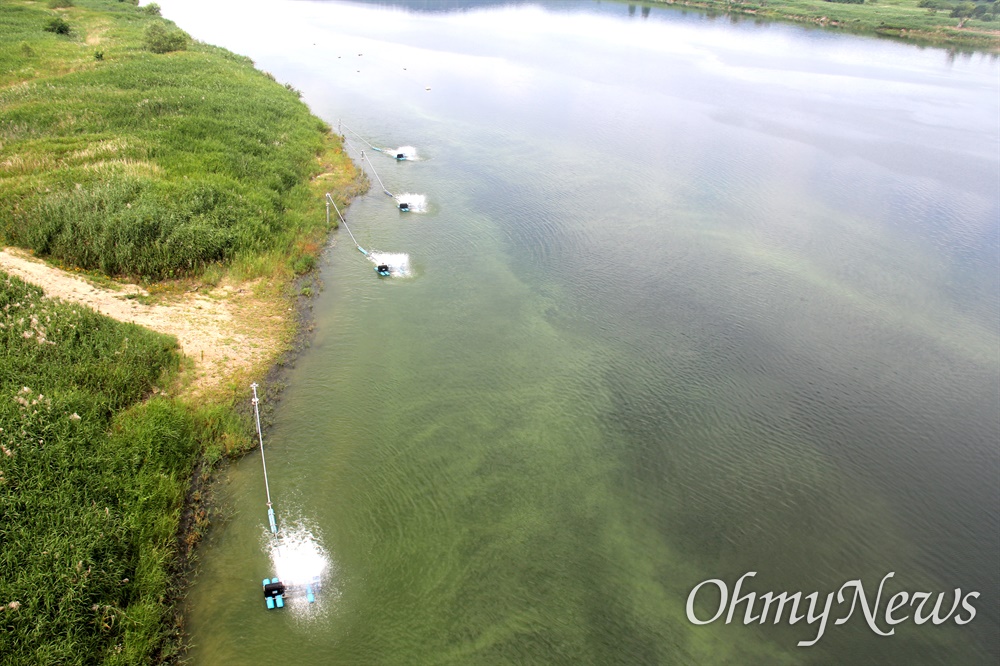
[[376, 264, 391, 276], [263, 578, 286, 610], [395, 153, 406, 160], [398, 201, 410, 212]]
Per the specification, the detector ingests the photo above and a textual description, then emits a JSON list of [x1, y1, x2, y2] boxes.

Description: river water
[[155, 1, 999, 663]]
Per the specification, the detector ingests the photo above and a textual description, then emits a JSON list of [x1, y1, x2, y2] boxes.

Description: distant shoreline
[[646, 0, 1000, 51]]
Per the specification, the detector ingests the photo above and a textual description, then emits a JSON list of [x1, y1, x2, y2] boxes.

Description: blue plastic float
[[263, 578, 286, 610]]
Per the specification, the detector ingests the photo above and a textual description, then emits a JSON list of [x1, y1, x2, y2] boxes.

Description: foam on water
[[368, 251, 412, 277], [265, 520, 333, 616], [270, 526, 328, 587], [395, 193, 428, 213]]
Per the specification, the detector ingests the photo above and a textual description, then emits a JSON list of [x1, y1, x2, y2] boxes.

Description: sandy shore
[[0, 247, 290, 398]]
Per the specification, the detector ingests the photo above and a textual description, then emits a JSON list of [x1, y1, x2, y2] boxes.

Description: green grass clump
[[0, 0, 361, 281], [0, 272, 248, 664], [43, 16, 71, 34], [144, 21, 185, 53]]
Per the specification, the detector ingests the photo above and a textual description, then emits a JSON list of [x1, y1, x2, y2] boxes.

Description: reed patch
[[0, 0, 362, 282]]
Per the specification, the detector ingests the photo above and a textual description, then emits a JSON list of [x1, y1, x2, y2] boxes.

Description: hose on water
[[362, 149, 395, 198], [341, 136, 395, 198], [326, 193, 368, 255], [251, 383, 279, 536], [339, 120, 387, 153]]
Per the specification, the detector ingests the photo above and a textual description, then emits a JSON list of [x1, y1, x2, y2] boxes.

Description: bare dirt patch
[[0, 247, 292, 399], [85, 31, 104, 46]]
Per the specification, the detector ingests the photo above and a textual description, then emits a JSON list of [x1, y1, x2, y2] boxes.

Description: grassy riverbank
[[648, 0, 1000, 49], [1, 0, 364, 282], [0, 273, 227, 664], [0, 0, 363, 662]]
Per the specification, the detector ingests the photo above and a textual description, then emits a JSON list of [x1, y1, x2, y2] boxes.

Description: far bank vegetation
[[648, 0, 999, 48]]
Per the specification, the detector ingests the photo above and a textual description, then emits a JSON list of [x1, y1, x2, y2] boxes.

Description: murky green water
[[158, 1, 999, 663]]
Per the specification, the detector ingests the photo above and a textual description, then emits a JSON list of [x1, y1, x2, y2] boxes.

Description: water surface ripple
[[158, 1, 1000, 664]]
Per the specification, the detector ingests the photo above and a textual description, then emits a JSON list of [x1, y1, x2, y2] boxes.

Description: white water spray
[[269, 523, 329, 588], [395, 193, 428, 213], [265, 518, 333, 615], [368, 251, 412, 277], [392, 145, 419, 160]]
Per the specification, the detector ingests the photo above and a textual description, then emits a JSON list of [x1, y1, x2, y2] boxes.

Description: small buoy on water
[[425, 86, 431, 91]]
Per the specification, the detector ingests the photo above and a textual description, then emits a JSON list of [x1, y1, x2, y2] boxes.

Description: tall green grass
[[1, 0, 360, 281], [0, 272, 249, 664], [0, 2, 356, 662]]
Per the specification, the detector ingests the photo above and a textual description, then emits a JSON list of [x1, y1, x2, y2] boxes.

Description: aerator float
[[263, 578, 286, 610]]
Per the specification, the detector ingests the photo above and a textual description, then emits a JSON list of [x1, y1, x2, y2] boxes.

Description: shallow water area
[[157, 1, 1000, 664]]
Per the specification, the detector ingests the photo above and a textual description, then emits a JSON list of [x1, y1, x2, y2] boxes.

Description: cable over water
[[325, 193, 366, 254], [251, 383, 278, 535], [326, 193, 411, 274], [362, 150, 395, 198], [339, 120, 386, 152], [343, 137, 428, 210], [339, 120, 419, 160], [341, 136, 394, 197]]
